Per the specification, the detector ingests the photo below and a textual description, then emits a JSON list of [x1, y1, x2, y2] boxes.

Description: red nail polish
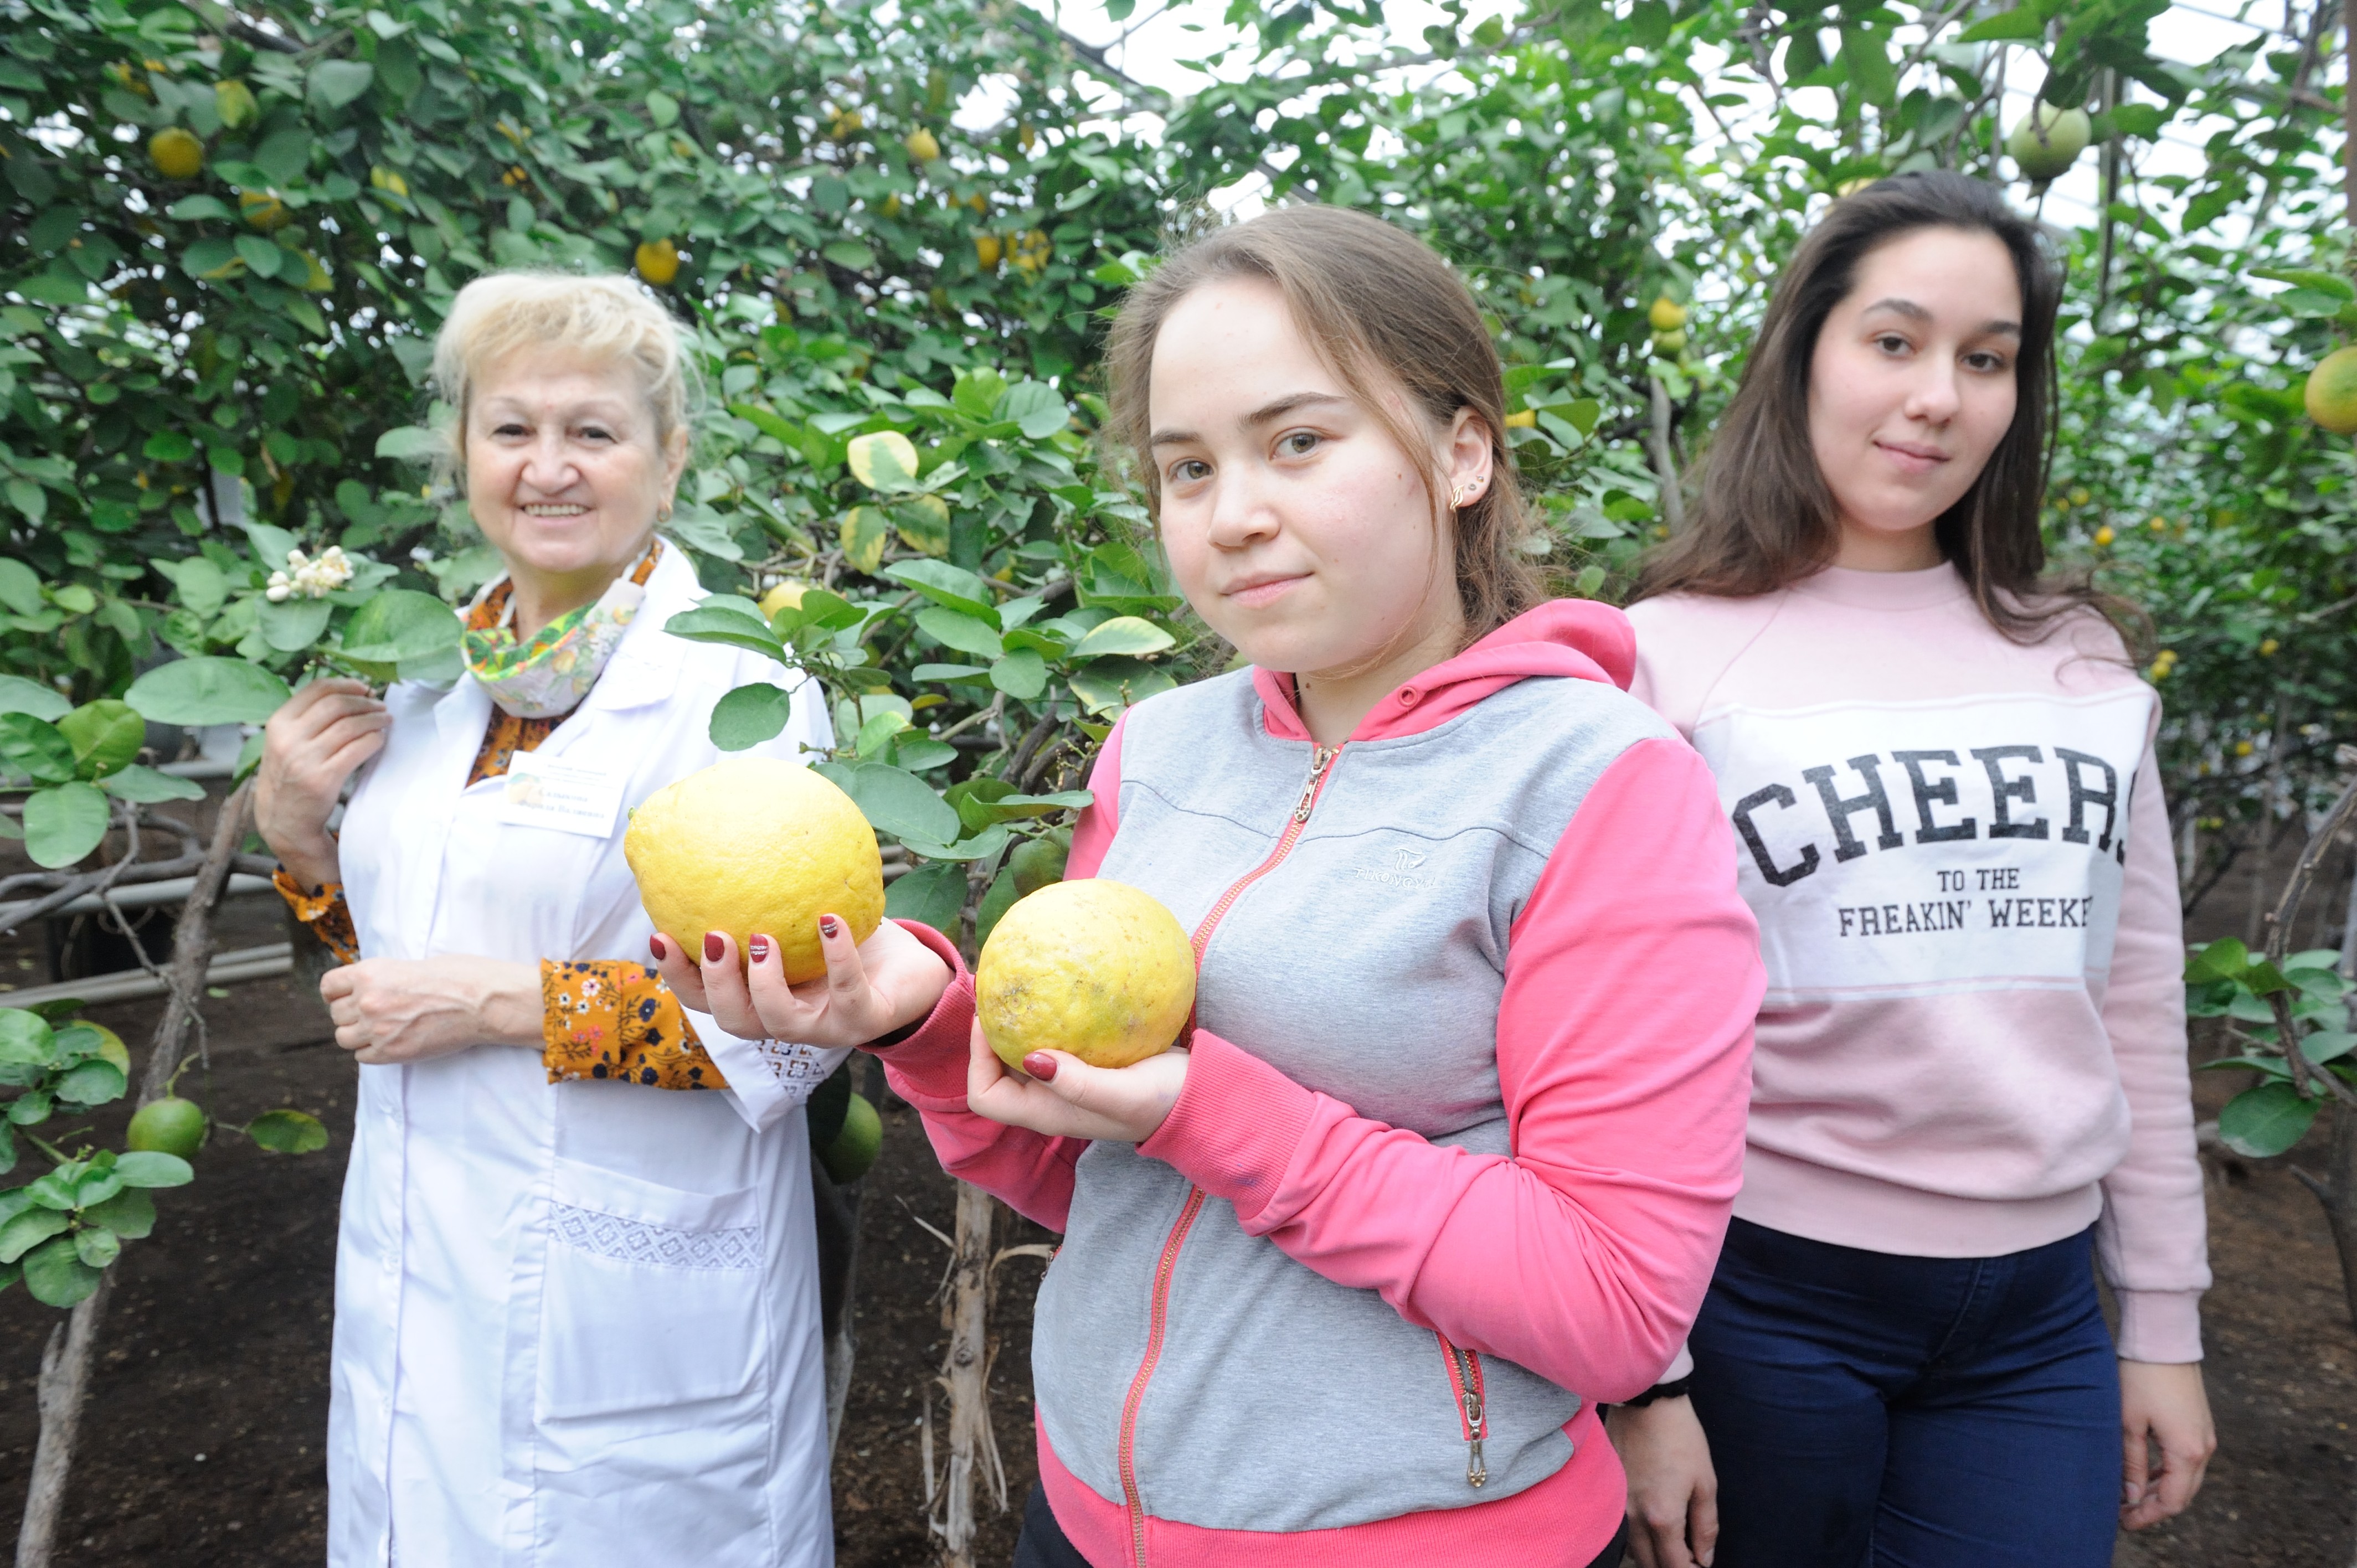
[[649, 936, 665, 962], [703, 932, 724, 962], [748, 935, 770, 963], [819, 915, 842, 938], [1023, 1052, 1058, 1081]]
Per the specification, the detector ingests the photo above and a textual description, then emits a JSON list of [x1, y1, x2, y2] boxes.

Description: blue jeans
[[1688, 1218, 2121, 1568]]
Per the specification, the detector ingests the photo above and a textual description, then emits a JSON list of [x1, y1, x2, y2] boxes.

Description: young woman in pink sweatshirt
[[652, 205, 1762, 1567], [1613, 171, 2216, 1568]]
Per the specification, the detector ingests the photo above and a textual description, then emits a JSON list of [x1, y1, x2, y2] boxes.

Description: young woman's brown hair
[[1104, 203, 1541, 642], [1635, 170, 2114, 643]]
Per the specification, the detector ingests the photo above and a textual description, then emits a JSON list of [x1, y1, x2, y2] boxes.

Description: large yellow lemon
[[759, 579, 811, 617], [904, 127, 940, 163], [1648, 295, 1687, 332], [2305, 345, 2357, 434], [624, 759, 884, 984], [148, 127, 204, 181], [977, 880, 1196, 1071], [635, 238, 680, 287]]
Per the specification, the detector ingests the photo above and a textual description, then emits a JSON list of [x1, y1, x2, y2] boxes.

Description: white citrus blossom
[[264, 545, 355, 602]]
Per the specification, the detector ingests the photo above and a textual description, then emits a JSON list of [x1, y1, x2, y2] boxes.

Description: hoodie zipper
[[1438, 1333, 1489, 1488], [1115, 741, 1343, 1568]]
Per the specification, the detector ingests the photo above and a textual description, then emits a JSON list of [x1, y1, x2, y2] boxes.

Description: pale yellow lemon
[[977, 880, 1195, 1071], [625, 758, 883, 984]]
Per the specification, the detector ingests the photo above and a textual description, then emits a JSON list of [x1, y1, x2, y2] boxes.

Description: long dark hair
[[1104, 205, 1541, 643], [1635, 171, 2119, 644]]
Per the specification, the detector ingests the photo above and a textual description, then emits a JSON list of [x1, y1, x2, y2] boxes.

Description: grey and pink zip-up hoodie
[[876, 600, 1763, 1568]]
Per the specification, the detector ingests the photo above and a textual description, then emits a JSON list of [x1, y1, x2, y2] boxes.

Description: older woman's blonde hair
[[426, 271, 697, 493]]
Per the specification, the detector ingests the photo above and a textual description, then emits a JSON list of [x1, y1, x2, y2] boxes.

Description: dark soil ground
[[0, 892, 2348, 1565]]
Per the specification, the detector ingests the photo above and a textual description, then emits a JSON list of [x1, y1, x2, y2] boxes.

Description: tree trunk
[[935, 1182, 997, 1568], [2303, 1108, 2357, 1332], [14, 783, 252, 1568]]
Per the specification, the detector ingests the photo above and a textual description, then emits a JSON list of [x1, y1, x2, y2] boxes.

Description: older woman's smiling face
[[465, 347, 685, 605]]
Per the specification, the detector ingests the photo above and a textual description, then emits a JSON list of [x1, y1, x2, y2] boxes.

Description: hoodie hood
[[1251, 597, 1637, 743]]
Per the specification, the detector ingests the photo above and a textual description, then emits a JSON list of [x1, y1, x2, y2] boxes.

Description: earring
[[1451, 483, 1478, 508], [657, 501, 673, 523]]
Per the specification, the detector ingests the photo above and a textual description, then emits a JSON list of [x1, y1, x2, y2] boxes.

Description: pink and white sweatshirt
[[1627, 564, 2208, 1364], [869, 601, 1762, 1567]]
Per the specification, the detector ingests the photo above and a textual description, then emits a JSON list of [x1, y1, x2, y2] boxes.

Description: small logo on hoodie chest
[[1352, 845, 1438, 892]]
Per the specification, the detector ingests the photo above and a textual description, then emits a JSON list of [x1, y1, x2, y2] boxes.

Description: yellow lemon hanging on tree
[[215, 78, 258, 129], [1648, 296, 1687, 332], [759, 579, 811, 617], [148, 127, 205, 180], [1011, 229, 1051, 276], [624, 758, 884, 984], [976, 880, 1196, 1071], [240, 190, 290, 230], [635, 238, 681, 286], [2304, 344, 2357, 435], [904, 127, 940, 163], [975, 233, 1002, 271]]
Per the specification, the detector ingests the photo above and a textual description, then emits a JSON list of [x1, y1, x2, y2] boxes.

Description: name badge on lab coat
[[500, 750, 627, 838]]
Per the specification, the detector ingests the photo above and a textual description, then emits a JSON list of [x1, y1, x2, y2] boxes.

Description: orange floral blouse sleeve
[[270, 874, 719, 1092]]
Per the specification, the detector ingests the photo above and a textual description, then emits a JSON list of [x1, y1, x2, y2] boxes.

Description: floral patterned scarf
[[461, 539, 663, 719]]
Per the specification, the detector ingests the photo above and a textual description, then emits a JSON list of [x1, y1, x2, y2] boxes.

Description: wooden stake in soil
[[14, 783, 253, 1568]]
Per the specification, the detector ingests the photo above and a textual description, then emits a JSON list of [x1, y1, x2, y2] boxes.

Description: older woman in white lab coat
[[254, 272, 950, 1567]]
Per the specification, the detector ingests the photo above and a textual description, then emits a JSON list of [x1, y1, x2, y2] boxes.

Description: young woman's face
[[1147, 277, 1484, 677], [466, 347, 686, 585], [1808, 226, 2023, 568]]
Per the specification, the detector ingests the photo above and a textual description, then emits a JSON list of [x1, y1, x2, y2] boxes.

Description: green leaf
[[917, 605, 1003, 660], [2301, 1030, 2357, 1065], [1071, 616, 1176, 658], [883, 859, 967, 932], [374, 425, 443, 461], [22, 1234, 102, 1307], [985, 790, 1093, 819], [1839, 28, 1895, 107], [125, 657, 292, 725], [308, 59, 376, 110], [882, 560, 999, 622], [58, 700, 145, 778], [73, 1227, 121, 1268], [953, 368, 1007, 420], [258, 595, 332, 652], [1068, 657, 1179, 717], [2217, 1081, 2319, 1158], [0, 1011, 56, 1067], [0, 560, 44, 618], [111, 1151, 195, 1188], [974, 868, 1020, 947], [822, 240, 877, 272], [81, 1187, 155, 1240], [0, 674, 66, 723], [2252, 267, 2357, 300], [663, 605, 788, 662], [2183, 937, 2248, 986], [838, 504, 892, 573], [0, 1206, 68, 1264], [895, 822, 1010, 863], [53, 1059, 125, 1108], [709, 683, 795, 750], [338, 589, 461, 664], [665, 503, 746, 562], [245, 1108, 328, 1153], [990, 648, 1048, 698], [1956, 10, 2046, 40], [234, 233, 284, 278], [23, 783, 109, 869], [999, 380, 1071, 440], [101, 765, 207, 803], [821, 761, 961, 845], [0, 713, 78, 783]]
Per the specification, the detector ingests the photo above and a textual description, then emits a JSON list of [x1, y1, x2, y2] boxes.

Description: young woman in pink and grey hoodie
[[652, 204, 1763, 1567], [1612, 172, 2216, 1568]]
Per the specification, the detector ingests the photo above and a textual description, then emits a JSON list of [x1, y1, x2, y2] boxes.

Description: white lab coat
[[325, 544, 846, 1567]]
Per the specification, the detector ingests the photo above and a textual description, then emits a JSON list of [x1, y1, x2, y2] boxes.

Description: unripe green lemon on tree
[[2305, 344, 2357, 434], [1648, 296, 1687, 332], [904, 127, 940, 163], [977, 880, 1196, 1071], [635, 238, 680, 287], [1653, 328, 1687, 355], [148, 127, 204, 180], [624, 758, 884, 984], [819, 1092, 883, 1183], [128, 1096, 205, 1158], [2007, 104, 2091, 183], [1008, 835, 1068, 896]]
